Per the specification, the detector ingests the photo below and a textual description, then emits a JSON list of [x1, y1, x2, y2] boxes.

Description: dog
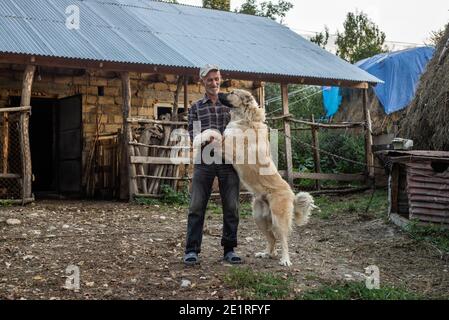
[[198, 89, 318, 267]]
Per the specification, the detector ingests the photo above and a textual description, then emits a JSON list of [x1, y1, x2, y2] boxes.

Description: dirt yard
[[1, 191, 448, 300]]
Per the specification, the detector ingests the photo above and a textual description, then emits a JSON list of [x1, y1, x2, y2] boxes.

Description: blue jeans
[[185, 163, 240, 254]]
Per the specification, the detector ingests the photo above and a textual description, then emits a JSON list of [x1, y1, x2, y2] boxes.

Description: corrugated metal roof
[[0, 0, 381, 84]]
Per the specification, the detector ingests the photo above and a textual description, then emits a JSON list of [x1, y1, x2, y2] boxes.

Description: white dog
[[197, 90, 318, 266]]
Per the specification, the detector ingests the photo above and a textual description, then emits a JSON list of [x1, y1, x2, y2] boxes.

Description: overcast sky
[[182, 0, 449, 46]]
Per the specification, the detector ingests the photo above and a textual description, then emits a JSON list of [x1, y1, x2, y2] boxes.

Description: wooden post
[[258, 82, 265, 109], [19, 65, 35, 202], [119, 72, 133, 201], [281, 83, 294, 187], [311, 115, 321, 191], [362, 89, 375, 181], [2, 113, 8, 174]]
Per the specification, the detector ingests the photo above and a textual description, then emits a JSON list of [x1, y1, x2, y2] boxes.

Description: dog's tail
[[293, 192, 319, 226]]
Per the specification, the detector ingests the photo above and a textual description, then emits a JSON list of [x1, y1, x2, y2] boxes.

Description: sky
[[181, 0, 449, 49]]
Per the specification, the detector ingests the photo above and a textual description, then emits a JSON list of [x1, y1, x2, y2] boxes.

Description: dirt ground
[[0, 196, 448, 300]]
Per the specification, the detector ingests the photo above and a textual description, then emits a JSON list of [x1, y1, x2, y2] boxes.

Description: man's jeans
[[185, 163, 240, 254]]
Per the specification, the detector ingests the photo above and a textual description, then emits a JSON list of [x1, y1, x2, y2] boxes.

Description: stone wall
[[0, 63, 258, 194]]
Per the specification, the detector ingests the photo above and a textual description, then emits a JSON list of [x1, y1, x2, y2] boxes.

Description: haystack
[[400, 24, 449, 150]]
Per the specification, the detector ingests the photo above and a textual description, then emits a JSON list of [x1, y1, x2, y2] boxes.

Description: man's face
[[202, 70, 221, 97]]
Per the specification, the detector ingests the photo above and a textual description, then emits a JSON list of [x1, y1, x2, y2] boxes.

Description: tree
[[202, 0, 230, 11], [335, 11, 387, 63], [236, 0, 293, 22], [310, 26, 330, 49], [428, 25, 447, 46]]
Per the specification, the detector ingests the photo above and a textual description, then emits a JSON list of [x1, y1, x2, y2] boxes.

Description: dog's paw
[[255, 252, 271, 259], [279, 258, 292, 267]]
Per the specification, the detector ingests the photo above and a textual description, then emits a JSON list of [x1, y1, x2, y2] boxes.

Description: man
[[184, 64, 242, 266]]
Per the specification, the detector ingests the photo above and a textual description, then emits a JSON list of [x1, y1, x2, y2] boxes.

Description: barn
[[0, 0, 379, 203]]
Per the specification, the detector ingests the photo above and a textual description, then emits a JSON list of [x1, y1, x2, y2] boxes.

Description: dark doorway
[[10, 95, 82, 198]]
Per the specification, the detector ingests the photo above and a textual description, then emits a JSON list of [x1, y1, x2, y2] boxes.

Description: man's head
[[200, 64, 221, 98]]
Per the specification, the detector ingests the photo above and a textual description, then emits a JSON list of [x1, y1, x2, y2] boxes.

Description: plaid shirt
[[188, 94, 232, 142]]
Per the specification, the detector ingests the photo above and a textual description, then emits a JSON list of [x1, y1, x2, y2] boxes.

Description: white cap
[[199, 64, 220, 78]]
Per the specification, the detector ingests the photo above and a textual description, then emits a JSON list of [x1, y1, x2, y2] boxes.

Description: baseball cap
[[199, 64, 220, 78]]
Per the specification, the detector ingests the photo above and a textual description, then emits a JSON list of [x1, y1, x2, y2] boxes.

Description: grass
[[300, 282, 422, 300], [405, 221, 449, 254], [313, 189, 388, 220], [224, 267, 292, 300], [207, 200, 253, 217]]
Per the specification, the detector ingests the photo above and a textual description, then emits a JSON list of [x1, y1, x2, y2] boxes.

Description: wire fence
[[0, 110, 26, 200]]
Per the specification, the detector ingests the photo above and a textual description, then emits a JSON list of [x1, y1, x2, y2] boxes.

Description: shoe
[[184, 252, 199, 266], [223, 251, 243, 264]]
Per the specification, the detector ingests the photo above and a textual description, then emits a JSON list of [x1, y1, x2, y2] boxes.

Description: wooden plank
[[129, 142, 191, 150], [0, 173, 20, 179], [131, 156, 190, 165], [278, 171, 366, 182], [0, 106, 31, 113], [363, 89, 375, 180], [132, 175, 190, 181], [290, 118, 365, 129], [281, 83, 293, 187], [295, 172, 365, 182], [19, 65, 35, 202], [127, 118, 188, 126]]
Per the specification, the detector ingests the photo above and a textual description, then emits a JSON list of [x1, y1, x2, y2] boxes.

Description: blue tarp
[[322, 86, 342, 117], [355, 46, 435, 114]]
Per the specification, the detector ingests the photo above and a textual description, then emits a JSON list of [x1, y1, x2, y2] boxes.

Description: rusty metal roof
[[0, 0, 381, 85]]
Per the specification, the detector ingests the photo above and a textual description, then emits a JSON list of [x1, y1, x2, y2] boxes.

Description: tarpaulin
[[322, 86, 342, 117], [356, 46, 435, 114]]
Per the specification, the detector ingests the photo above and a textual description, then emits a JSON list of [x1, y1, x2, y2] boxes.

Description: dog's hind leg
[[252, 196, 277, 259], [269, 196, 294, 267]]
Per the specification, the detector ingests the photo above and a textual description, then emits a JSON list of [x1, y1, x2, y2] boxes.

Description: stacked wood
[[127, 115, 191, 199]]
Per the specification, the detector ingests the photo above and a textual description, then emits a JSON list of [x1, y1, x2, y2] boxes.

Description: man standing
[[184, 64, 242, 265]]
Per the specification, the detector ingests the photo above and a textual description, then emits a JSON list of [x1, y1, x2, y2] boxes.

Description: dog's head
[[220, 89, 265, 123]]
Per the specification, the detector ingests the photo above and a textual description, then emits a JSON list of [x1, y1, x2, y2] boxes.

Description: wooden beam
[[19, 65, 35, 202], [281, 83, 294, 187], [119, 72, 133, 200], [184, 76, 189, 110], [131, 156, 191, 165], [279, 171, 366, 182], [363, 89, 375, 180], [311, 115, 321, 190], [0, 53, 375, 89]]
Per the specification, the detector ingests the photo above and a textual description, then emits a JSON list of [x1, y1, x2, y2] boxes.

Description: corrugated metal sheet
[[0, 0, 381, 84]]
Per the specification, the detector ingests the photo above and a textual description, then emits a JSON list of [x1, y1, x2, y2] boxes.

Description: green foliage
[[236, 0, 293, 22], [135, 185, 189, 206], [313, 190, 388, 220], [224, 267, 291, 299], [0, 199, 14, 207], [336, 11, 387, 63], [405, 221, 449, 254], [300, 282, 421, 300], [310, 26, 330, 49], [202, 0, 230, 11], [428, 25, 447, 46]]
